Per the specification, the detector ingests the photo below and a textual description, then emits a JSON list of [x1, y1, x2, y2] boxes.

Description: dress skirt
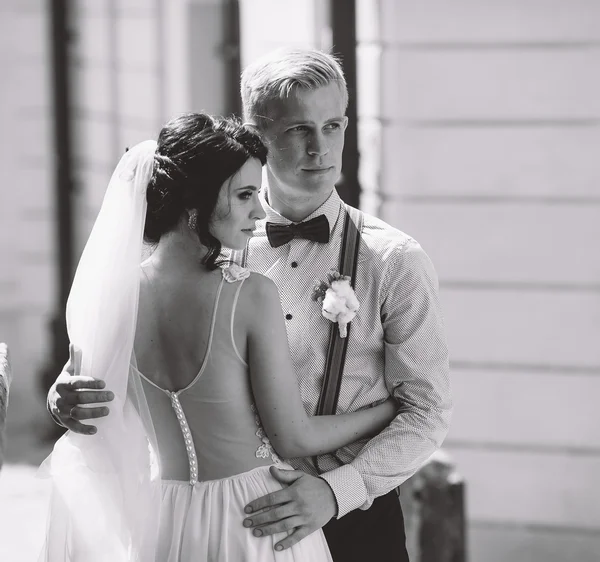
[[157, 465, 333, 561]]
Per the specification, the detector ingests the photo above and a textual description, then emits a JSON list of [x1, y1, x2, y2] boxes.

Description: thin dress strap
[[230, 277, 248, 366], [132, 275, 225, 396]]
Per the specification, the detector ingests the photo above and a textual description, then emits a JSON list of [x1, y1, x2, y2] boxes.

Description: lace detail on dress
[[250, 404, 283, 465], [222, 263, 251, 283]]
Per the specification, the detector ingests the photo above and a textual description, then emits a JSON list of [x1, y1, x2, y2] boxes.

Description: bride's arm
[[242, 274, 397, 459]]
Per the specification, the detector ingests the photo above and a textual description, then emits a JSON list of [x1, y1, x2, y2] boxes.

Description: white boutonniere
[[312, 270, 360, 338]]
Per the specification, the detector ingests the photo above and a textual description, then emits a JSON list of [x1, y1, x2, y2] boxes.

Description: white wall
[[357, 0, 600, 560], [0, 0, 54, 434], [239, 0, 329, 67]]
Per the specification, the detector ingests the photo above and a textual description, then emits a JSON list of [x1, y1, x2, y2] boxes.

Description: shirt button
[[291, 261, 298, 268], [285, 313, 293, 320]]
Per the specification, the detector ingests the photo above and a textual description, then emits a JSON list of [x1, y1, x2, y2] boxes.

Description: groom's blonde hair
[[241, 48, 348, 131]]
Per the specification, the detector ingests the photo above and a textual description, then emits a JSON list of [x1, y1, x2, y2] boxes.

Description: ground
[[0, 411, 54, 562]]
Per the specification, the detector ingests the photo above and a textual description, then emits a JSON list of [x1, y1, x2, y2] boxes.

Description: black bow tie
[[266, 215, 330, 248]]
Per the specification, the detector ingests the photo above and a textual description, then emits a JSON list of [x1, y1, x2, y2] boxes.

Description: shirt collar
[[258, 187, 343, 236]]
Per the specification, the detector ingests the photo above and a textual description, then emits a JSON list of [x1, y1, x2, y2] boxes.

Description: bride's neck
[[145, 228, 210, 276]]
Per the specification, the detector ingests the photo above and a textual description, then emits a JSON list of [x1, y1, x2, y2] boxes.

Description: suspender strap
[[316, 205, 363, 418]]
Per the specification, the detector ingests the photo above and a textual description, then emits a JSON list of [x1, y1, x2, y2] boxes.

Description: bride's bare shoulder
[[235, 272, 281, 318], [241, 271, 278, 297]]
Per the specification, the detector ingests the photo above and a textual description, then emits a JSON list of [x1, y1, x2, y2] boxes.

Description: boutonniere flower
[[312, 270, 360, 338]]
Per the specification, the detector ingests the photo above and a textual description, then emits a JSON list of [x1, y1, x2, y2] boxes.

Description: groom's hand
[[242, 466, 337, 551], [48, 372, 113, 434], [47, 344, 114, 435]]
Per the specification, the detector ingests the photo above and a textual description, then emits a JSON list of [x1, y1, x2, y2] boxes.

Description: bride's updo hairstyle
[[144, 112, 267, 269]]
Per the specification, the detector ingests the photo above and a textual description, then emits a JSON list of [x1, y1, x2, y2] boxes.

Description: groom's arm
[[243, 239, 452, 545], [320, 240, 452, 516]]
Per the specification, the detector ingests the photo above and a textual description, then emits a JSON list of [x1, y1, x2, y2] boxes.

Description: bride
[[40, 113, 397, 561]]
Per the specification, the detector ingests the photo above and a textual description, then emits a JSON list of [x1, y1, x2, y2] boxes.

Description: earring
[[188, 211, 198, 231]]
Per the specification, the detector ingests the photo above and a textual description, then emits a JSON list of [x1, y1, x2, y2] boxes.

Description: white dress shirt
[[237, 188, 452, 518]]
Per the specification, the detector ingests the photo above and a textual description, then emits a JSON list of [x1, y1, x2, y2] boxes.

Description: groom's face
[[260, 83, 348, 201]]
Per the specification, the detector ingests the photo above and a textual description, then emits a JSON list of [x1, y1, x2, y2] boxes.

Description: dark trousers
[[322, 489, 409, 562]]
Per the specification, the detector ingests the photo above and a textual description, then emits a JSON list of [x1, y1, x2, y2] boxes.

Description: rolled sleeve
[[319, 463, 369, 518]]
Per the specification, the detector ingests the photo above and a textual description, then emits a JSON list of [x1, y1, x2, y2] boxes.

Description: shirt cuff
[[319, 463, 368, 519]]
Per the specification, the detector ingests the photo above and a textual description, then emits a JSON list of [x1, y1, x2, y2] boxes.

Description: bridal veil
[[39, 141, 162, 561]]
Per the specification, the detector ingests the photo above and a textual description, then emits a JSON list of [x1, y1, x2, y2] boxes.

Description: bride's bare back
[[133, 264, 281, 482], [135, 266, 224, 391]]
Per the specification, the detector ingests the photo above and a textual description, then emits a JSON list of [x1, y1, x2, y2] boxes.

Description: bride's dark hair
[[144, 113, 267, 269]]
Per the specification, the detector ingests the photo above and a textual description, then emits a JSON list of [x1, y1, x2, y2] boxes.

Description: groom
[[47, 48, 451, 561]]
